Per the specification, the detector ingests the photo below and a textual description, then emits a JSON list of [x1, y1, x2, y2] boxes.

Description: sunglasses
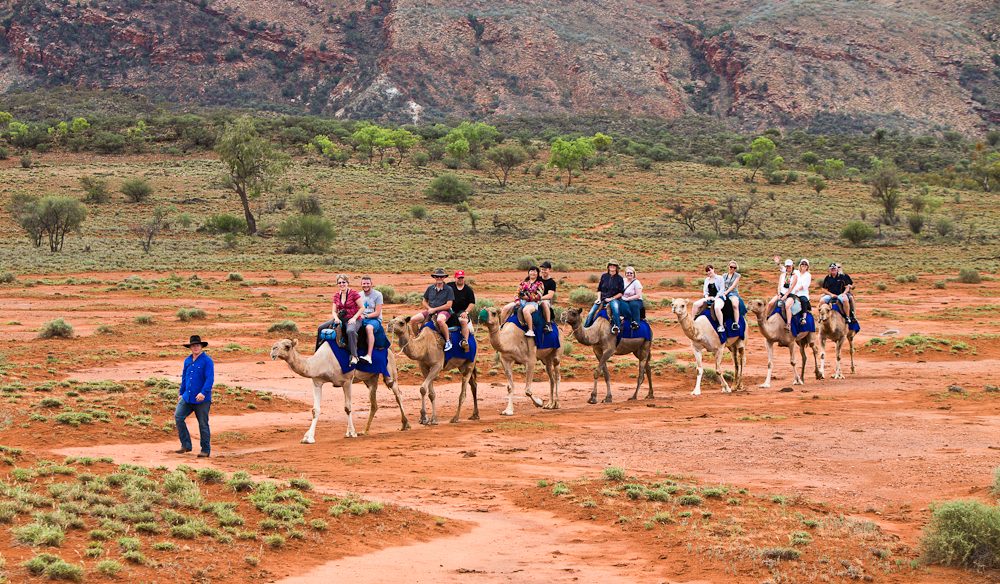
[[432, 275, 445, 279], [625, 272, 635, 275]]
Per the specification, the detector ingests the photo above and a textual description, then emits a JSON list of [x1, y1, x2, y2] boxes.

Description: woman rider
[[693, 264, 726, 334], [584, 260, 625, 333], [722, 261, 744, 330], [620, 266, 644, 330], [502, 266, 544, 337], [316, 274, 364, 365]]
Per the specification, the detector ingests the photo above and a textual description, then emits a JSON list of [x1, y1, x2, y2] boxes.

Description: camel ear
[[291, 338, 298, 347], [404, 316, 411, 323]]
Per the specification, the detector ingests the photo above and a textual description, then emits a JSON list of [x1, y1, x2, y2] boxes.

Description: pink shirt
[[333, 289, 362, 319]]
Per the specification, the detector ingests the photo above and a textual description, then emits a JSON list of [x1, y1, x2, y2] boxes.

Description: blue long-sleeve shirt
[[179, 353, 214, 404]]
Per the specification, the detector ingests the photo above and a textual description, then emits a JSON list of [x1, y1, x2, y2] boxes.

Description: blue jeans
[[175, 400, 211, 454], [585, 299, 621, 328], [621, 299, 643, 325]]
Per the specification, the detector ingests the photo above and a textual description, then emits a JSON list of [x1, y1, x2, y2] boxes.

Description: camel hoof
[[500, 409, 514, 417], [690, 390, 701, 396], [759, 383, 771, 388], [627, 395, 637, 401], [401, 422, 411, 431], [301, 437, 315, 444], [543, 401, 559, 410], [527, 395, 544, 408], [793, 380, 803, 386], [449, 417, 460, 424], [345, 432, 357, 438], [644, 393, 654, 400], [428, 419, 439, 426], [468, 413, 480, 421], [587, 396, 598, 405], [722, 388, 732, 394], [602, 397, 613, 404]]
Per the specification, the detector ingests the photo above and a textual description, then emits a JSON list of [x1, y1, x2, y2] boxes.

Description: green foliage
[[921, 500, 1000, 569], [203, 213, 247, 234], [97, 560, 123, 576], [935, 216, 955, 237], [868, 157, 902, 224], [515, 256, 538, 270], [409, 205, 427, 219], [635, 157, 653, 170], [279, 214, 336, 254], [38, 318, 74, 339], [602, 467, 626, 481], [549, 137, 596, 186], [215, 116, 290, 234], [264, 533, 285, 549], [486, 143, 528, 186], [79, 175, 110, 203], [268, 321, 298, 333], [957, 268, 981, 284], [907, 213, 925, 234], [7, 194, 87, 252], [195, 468, 226, 484], [841, 221, 875, 246], [292, 193, 323, 215], [807, 175, 826, 194], [739, 136, 782, 182], [568, 287, 597, 305], [120, 178, 153, 203], [176, 308, 206, 322], [425, 173, 473, 204], [760, 547, 801, 561], [678, 494, 703, 506], [445, 121, 499, 155], [14, 522, 66, 546]]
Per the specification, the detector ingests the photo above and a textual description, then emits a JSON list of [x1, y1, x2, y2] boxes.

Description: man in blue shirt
[[176, 335, 214, 458]]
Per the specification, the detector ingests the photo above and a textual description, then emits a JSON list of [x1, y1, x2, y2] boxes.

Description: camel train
[[269, 260, 858, 442]]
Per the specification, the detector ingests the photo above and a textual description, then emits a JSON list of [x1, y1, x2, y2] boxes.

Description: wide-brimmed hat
[[182, 335, 208, 348], [799, 258, 810, 266], [607, 259, 621, 268], [430, 267, 447, 278]]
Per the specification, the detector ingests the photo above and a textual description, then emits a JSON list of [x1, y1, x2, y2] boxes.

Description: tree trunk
[[236, 184, 257, 235]]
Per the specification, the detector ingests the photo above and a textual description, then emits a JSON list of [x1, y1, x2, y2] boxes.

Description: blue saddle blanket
[[504, 312, 560, 350], [595, 309, 653, 343], [325, 340, 391, 378], [698, 309, 746, 343], [421, 321, 477, 361], [319, 323, 390, 350], [831, 301, 861, 332], [770, 305, 816, 335]]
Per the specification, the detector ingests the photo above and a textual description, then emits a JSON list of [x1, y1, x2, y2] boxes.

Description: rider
[[515, 266, 545, 337], [411, 267, 455, 352], [539, 261, 557, 333], [620, 266, 644, 330], [693, 264, 726, 334], [722, 260, 743, 330], [584, 260, 625, 334], [447, 270, 476, 351], [820, 263, 855, 323], [782, 259, 812, 330], [358, 276, 383, 365], [767, 256, 795, 317], [315, 274, 364, 365], [838, 264, 856, 323]]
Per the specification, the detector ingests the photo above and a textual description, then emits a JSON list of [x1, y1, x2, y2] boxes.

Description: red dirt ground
[[2, 271, 999, 582]]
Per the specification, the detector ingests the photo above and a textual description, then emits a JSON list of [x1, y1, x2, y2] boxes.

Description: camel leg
[[420, 363, 442, 425], [302, 380, 323, 444], [812, 340, 824, 380], [848, 334, 856, 374], [601, 348, 614, 403], [418, 364, 430, 425], [716, 347, 732, 394], [692, 349, 704, 396], [760, 341, 775, 388], [733, 345, 745, 392], [819, 337, 827, 379], [832, 338, 844, 379], [543, 357, 560, 409], [362, 377, 378, 436], [524, 350, 544, 408], [450, 364, 468, 424], [644, 356, 654, 399], [500, 356, 517, 416], [385, 376, 410, 431], [343, 380, 357, 438], [790, 344, 803, 385], [587, 347, 602, 404], [426, 377, 439, 425], [629, 348, 643, 401], [468, 366, 480, 420]]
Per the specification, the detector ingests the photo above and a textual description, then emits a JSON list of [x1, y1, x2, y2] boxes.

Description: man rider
[[820, 262, 855, 323]]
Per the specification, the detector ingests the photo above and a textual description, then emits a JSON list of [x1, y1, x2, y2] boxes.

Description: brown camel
[[389, 316, 478, 425], [563, 307, 653, 404], [748, 299, 823, 387], [670, 298, 745, 395], [818, 303, 856, 379], [481, 306, 557, 415], [269, 338, 409, 443]]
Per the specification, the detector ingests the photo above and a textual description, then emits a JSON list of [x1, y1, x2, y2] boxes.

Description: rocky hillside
[[0, 0, 997, 133]]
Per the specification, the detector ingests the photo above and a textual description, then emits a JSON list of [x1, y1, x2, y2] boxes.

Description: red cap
[[454, 270, 466, 278]]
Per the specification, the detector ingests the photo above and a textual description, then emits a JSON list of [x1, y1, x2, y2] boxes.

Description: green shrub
[[203, 213, 247, 234], [602, 467, 625, 481], [79, 176, 110, 203], [992, 467, 1000, 497], [264, 534, 285, 549], [703, 155, 726, 167], [39, 397, 63, 408], [176, 307, 206, 322], [20, 155, 32, 168], [0, 272, 15, 284], [425, 173, 473, 203], [908, 213, 925, 234], [14, 522, 65, 546], [288, 477, 313, 491], [515, 256, 538, 270], [957, 269, 981, 284], [409, 205, 427, 219], [841, 221, 875, 246], [279, 214, 335, 253], [921, 500, 1000, 569], [678, 494, 703, 506], [120, 178, 153, 203], [97, 560, 123, 576], [134, 315, 154, 325], [635, 157, 653, 170], [38, 318, 74, 339], [568, 287, 597, 306], [196, 468, 226, 484], [226, 471, 255, 492], [292, 193, 323, 215], [935, 216, 955, 237], [411, 151, 429, 167], [268, 320, 298, 333], [760, 547, 801, 561], [227, 272, 244, 282]]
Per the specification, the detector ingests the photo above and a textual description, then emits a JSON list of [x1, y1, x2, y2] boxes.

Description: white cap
[[783, 259, 793, 267], [800, 258, 810, 265]]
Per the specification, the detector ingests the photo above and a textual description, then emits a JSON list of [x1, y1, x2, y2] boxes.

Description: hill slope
[[0, 0, 997, 132]]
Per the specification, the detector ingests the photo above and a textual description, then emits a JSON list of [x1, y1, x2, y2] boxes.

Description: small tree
[[79, 176, 110, 203], [390, 128, 419, 162], [841, 221, 875, 246], [739, 136, 780, 182], [351, 123, 383, 164], [549, 137, 596, 186], [445, 138, 470, 165], [907, 213, 925, 235], [807, 175, 827, 195], [279, 214, 335, 253], [445, 122, 499, 155], [7, 193, 44, 247], [215, 116, 290, 235], [971, 151, 1000, 192], [120, 178, 153, 203], [34, 196, 87, 252], [668, 202, 706, 233], [486, 143, 528, 187], [591, 132, 613, 151], [868, 157, 902, 224], [134, 206, 168, 253], [821, 158, 845, 180], [425, 173, 472, 203]]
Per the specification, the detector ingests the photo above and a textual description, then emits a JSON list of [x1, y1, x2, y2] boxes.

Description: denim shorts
[[519, 300, 539, 311]]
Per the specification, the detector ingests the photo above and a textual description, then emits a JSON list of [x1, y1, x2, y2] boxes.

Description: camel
[[270, 338, 409, 443], [389, 316, 478, 425], [481, 306, 557, 415], [818, 303, 856, 379], [563, 307, 653, 404], [670, 298, 745, 396], [748, 299, 823, 387]]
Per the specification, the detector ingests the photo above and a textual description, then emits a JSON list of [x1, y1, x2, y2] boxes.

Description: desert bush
[[411, 151, 429, 167], [292, 193, 322, 215], [176, 308, 206, 322], [992, 467, 1000, 497], [279, 214, 335, 253], [9, 194, 87, 251], [425, 173, 472, 203], [908, 213, 925, 234], [120, 178, 153, 203], [704, 155, 726, 167], [268, 321, 298, 333], [196, 468, 226, 484], [635, 157, 653, 170], [79, 176, 110, 203], [515, 256, 538, 270], [921, 500, 1000, 570], [935, 217, 955, 237], [0, 272, 15, 284], [841, 221, 875, 246], [957, 268, 981, 284], [20, 155, 32, 168], [0, 146, 7, 159], [603, 467, 625, 481], [409, 205, 427, 219], [97, 560, 123, 576], [203, 213, 247, 234], [568, 287, 597, 305], [39, 319, 73, 339]]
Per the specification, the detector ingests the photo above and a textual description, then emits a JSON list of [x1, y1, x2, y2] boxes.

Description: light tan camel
[[670, 298, 745, 395], [748, 299, 823, 387], [270, 338, 409, 443], [563, 307, 653, 403], [481, 306, 556, 415], [389, 316, 478, 425], [818, 303, 856, 379]]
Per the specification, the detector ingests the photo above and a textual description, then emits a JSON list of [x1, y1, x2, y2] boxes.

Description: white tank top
[[791, 271, 811, 296]]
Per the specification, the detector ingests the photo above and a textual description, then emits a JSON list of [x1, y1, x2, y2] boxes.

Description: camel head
[[670, 298, 689, 316], [818, 302, 832, 323], [563, 307, 583, 327], [389, 316, 412, 338], [270, 338, 297, 361], [749, 298, 766, 317], [481, 306, 501, 329]]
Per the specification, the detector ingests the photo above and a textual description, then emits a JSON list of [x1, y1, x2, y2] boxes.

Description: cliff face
[[0, 0, 996, 133]]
